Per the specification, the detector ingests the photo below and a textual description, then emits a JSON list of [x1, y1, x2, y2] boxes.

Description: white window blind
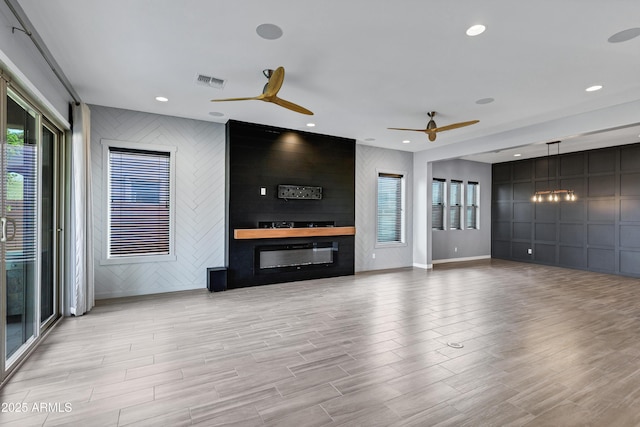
[[449, 180, 462, 230], [466, 181, 479, 229], [377, 172, 404, 244], [432, 179, 445, 230], [108, 148, 171, 257], [5, 95, 38, 263]]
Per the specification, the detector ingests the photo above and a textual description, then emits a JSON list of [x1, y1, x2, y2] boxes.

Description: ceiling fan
[[388, 111, 479, 142], [211, 66, 313, 115]]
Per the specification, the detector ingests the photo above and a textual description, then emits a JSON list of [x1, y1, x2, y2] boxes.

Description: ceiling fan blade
[[432, 120, 479, 133], [270, 96, 314, 115], [211, 66, 312, 114], [387, 127, 428, 132], [211, 95, 264, 102], [263, 66, 285, 98]]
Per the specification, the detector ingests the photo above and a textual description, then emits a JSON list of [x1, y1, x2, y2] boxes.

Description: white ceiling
[[17, 0, 640, 163]]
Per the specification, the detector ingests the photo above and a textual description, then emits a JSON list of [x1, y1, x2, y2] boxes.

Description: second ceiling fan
[[388, 111, 479, 142]]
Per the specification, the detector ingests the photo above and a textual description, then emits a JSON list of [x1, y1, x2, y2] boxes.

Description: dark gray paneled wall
[[492, 143, 640, 277]]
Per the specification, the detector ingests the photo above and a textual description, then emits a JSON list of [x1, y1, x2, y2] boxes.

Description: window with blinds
[[432, 179, 445, 230], [377, 172, 405, 244], [108, 147, 172, 258], [466, 181, 479, 229], [449, 180, 462, 230]]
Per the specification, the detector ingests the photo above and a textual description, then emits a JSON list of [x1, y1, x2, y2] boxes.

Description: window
[[432, 179, 445, 230], [102, 140, 176, 263], [377, 172, 405, 245], [466, 181, 479, 229], [449, 180, 462, 230]]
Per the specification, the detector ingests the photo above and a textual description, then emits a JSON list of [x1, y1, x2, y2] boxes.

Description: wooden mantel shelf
[[234, 226, 356, 240]]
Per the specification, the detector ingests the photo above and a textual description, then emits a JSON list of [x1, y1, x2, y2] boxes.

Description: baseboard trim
[[413, 263, 432, 270], [432, 255, 491, 265]]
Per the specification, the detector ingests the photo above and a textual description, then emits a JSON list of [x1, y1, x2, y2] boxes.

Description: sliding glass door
[[1, 82, 63, 380], [3, 91, 38, 362], [40, 123, 59, 328]]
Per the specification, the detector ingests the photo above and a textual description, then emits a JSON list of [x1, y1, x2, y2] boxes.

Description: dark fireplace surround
[[226, 121, 356, 289]]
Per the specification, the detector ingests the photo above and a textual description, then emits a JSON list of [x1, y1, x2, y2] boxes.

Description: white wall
[[413, 150, 431, 269], [91, 105, 226, 298], [355, 144, 413, 272], [0, 2, 70, 125]]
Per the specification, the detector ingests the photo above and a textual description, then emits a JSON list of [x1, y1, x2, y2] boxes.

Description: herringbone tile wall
[[90, 108, 416, 298], [355, 144, 413, 272], [91, 105, 226, 298]]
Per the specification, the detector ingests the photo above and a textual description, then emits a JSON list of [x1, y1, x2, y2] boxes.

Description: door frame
[[0, 75, 65, 383]]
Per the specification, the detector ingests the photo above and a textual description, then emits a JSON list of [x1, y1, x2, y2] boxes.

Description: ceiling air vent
[[195, 73, 226, 89]]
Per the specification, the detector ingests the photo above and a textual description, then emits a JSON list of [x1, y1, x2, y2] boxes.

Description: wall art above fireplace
[[278, 184, 323, 200]]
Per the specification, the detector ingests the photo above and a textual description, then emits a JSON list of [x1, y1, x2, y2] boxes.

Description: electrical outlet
[[454, 247, 458, 252], [372, 253, 376, 259], [260, 187, 267, 196], [527, 248, 532, 255]]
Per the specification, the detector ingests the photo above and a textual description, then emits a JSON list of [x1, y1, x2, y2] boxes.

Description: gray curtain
[[67, 102, 94, 315]]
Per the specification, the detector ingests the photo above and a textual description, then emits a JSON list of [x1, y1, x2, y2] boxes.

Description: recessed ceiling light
[[256, 23, 283, 40], [306, 123, 316, 127], [209, 112, 224, 117], [364, 138, 375, 142], [476, 97, 494, 105], [513, 153, 522, 157], [466, 24, 486, 36], [155, 96, 169, 102], [585, 85, 603, 92], [402, 140, 411, 144], [608, 28, 640, 43]]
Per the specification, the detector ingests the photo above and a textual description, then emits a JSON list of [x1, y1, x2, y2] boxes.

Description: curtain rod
[[4, 0, 81, 105]]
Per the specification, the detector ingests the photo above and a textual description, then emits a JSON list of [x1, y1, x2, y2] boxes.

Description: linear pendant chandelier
[[532, 141, 576, 202]]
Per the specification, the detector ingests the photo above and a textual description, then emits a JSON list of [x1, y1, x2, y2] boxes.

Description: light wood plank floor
[[2, 259, 640, 426]]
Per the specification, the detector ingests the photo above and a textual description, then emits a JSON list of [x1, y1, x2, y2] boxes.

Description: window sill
[[100, 254, 176, 266], [375, 242, 408, 249]]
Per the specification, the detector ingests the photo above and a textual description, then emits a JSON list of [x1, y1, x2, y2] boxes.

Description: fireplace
[[255, 242, 338, 273]]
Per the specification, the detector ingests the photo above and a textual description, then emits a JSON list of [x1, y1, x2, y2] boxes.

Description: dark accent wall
[[492, 142, 640, 278], [227, 120, 355, 288]]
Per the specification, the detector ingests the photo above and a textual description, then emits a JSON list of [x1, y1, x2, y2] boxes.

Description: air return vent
[[195, 73, 226, 89]]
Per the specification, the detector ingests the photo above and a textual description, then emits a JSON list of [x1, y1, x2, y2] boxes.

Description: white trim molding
[[432, 255, 491, 264]]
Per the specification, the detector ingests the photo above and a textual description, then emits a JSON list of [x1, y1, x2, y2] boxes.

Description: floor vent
[[195, 73, 226, 89]]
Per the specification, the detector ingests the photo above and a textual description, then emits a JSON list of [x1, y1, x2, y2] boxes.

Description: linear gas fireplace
[[255, 242, 338, 273]]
